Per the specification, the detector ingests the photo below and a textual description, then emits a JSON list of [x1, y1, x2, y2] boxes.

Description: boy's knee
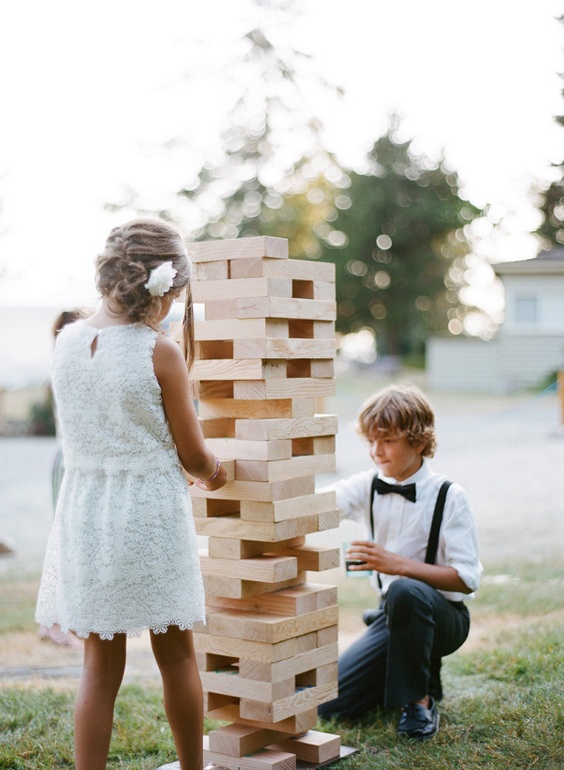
[[385, 578, 430, 629]]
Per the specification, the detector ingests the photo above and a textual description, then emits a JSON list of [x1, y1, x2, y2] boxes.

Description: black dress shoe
[[362, 608, 381, 626], [397, 697, 440, 740]]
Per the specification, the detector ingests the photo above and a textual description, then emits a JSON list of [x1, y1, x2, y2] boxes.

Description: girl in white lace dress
[[36, 219, 227, 770]]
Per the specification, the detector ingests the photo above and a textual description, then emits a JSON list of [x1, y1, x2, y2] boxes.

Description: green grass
[[1, 564, 563, 769]]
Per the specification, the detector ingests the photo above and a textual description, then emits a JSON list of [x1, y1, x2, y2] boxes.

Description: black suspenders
[[369, 475, 452, 587]]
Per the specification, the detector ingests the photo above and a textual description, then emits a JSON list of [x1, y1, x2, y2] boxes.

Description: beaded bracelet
[[205, 456, 221, 482]]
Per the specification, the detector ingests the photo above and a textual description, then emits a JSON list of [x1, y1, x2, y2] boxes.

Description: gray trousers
[[319, 578, 470, 717]]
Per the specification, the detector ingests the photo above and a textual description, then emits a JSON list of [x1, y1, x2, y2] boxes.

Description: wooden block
[[208, 536, 305, 560], [199, 398, 315, 421], [201, 670, 295, 702], [240, 491, 336, 523], [236, 415, 337, 441], [195, 318, 289, 340], [203, 704, 318, 735], [195, 630, 297, 663], [274, 544, 340, 572], [189, 476, 315, 503], [206, 605, 339, 644], [318, 508, 339, 531], [236, 296, 336, 321], [192, 358, 267, 381], [233, 338, 335, 360], [229, 257, 335, 282], [199, 399, 294, 419], [235, 454, 335, 482], [199, 416, 235, 438], [310, 359, 335, 378], [316, 625, 338, 647], [206, 584, 337, 618], [205, 438, 292, 461], [239, 642, 339, 683], [190, 236, 289, 262], [268, 730, 341, 765], [313, 281, 335, 300], [195, 259, 229, 280], [203, 573, 305, 600], [192, 277, 292, 303], [195, 514, 323, 542], [196, 380, 234, 399], [203, 739, 296, 770], [200, 553, 298, 583], [240, 680, 339, 722], [198, 339, 234, 359], [234, 378, 336, 400], [208, 724, 283, 757]]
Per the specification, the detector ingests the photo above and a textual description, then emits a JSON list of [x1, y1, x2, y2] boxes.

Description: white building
[[427, 248, 564, 393]]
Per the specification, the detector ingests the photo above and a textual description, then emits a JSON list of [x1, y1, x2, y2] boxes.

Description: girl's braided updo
[[96, 218, 196, 368]]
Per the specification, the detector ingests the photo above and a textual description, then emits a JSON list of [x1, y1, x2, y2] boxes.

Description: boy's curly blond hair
[[355, 384, 437, 458]]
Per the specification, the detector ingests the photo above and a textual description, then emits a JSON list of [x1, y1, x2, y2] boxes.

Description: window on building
[[514, 296, 538, 325]]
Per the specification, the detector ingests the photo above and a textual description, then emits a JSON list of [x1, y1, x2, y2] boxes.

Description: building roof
[[493, 247, 564, 276]]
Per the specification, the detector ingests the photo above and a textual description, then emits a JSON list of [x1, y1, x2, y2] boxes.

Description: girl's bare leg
[[74, 633, 126, 770], [150, 626, 203, 770]]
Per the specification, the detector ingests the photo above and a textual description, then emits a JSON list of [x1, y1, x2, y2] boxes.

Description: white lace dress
[[36, 321, 205, 639]]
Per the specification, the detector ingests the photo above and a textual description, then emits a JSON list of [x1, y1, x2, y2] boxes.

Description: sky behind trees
[[0, 0, 562, 308]]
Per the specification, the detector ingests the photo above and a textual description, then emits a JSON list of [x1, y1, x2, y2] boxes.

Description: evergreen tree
[[317, 121, 482, 357], [535, 15, 564, 250]]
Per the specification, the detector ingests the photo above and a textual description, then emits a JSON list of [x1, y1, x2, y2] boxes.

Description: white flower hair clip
[[145, 261, 177, 297]]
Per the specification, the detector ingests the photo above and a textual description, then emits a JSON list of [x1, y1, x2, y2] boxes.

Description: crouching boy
[[318, 384, 481, 740]]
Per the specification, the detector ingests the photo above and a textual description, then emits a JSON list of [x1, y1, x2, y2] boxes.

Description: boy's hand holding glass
[[343, 541, 373, 578]]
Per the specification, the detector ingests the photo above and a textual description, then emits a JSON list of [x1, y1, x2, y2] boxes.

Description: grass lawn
[[1, 562, 563, 769]]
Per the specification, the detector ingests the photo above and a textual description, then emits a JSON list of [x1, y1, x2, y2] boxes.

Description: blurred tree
[[535, 14, 564, 250], [175, 7, 346, 256], [316, 119, 482, 357]]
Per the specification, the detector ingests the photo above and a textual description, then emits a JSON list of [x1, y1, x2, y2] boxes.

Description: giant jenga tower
[[190, 236, 342, 770]]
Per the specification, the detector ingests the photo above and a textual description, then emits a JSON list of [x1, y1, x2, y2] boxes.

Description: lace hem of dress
[[39, 618, 205, 641]]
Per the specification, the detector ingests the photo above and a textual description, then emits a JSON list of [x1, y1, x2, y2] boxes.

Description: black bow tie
[[374, 476, 416, 503]]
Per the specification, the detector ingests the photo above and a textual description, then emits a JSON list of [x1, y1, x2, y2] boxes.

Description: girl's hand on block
[[194, 458, 227, 491]]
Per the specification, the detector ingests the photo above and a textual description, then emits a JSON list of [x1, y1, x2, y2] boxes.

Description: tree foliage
[[535, 14, 564, 250], [315, 123, 482, 357]]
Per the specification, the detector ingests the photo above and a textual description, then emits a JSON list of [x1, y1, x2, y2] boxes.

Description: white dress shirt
[[327, 459, 482, 602]]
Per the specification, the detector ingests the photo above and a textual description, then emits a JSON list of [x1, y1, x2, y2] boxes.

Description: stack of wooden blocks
[[189, 236, 342, 770]]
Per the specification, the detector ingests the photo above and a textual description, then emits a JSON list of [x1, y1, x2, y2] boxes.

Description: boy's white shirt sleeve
[[440, 483, 482, 594]]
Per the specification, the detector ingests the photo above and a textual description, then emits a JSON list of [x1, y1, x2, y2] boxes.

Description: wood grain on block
[[200, 553, 298, 583], [190, 236, 289, 262], [238, 642, 338, 683], [199, 398, 316, 420], [207, 536, 305, 560], [208, 724, 285, 758], [195, 514, 323, 542], [239, 680, 339, 722], [203, 739, 296, 770], [201, 669, 295, 702], [267, 730, 341, 765], [192, 358, 267, 381], [236, 415, 337, 441], [236, 296, 336, 321], [195, 631, 298, 664], [240, 491, 336, 523], [273, 544, 340, 572], [203, 573, 305, 600], [318, 508, 339, 531], [194, 259, 229, 280], [206, 605, 339, 644], [229, 256, 335, 282], [233, 378, 336, 400], [203, 703, 318, 735], [235, 453, 335, 482], [233, 338, 335, 360], [206, 584, 337, 618], [194, 318, 279, 340], [189, 475, 315, 503], [193, 277, 292, 303], [205, 438, 293, 461]]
